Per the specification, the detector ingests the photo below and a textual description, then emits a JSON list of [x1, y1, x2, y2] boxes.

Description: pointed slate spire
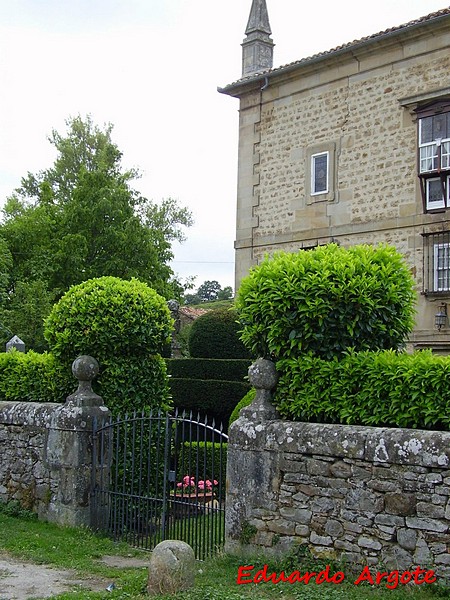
[[242, 0, 274, 77]]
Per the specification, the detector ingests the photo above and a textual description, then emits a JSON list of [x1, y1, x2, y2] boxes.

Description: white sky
[[0, 0, 447, 291]]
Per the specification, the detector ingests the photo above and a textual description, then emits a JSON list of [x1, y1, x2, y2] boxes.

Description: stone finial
[[242, 358, 279, 420], [147, 540, 195, 596], [242, 0, 274, 77], [66, 355, 103, 407], [6, 335, 25, 353], [167, 299, 181, 334]]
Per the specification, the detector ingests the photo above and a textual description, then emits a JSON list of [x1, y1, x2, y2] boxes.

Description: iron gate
[[91, 409, 228, 559]]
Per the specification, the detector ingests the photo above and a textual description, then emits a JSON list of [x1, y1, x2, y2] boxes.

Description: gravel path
[[0, 552, 149, 600]]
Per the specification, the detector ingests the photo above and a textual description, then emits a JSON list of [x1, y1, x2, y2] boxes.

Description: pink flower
[[176, 474, 218, 494]]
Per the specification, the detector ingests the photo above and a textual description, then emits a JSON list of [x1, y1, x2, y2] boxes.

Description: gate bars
[[91, 409, 228, 560]]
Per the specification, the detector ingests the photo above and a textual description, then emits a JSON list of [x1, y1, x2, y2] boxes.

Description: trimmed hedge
[[275, 350, 450, 430], [0, 350, 71, 403], [166, 358, 251, 382], [236, 244, 416, 361], [96, 354, 171, 416], [44, 276, 173, 415], [188, 308, 251, 359], [169, 378, 250, 426], [44, 276, 173, 360]]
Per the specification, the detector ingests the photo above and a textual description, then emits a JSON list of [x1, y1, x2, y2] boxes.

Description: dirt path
[[0, 553, 148, 600]]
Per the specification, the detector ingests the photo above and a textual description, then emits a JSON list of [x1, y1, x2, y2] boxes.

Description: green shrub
[[44, 276, 173, 360], [166, 358, 251, 382], [275, 350, 450, 429], [97, 354, 171, 415], [169, 378, 250, 426], [188, 308, 251, 359], [236, 244, 416, 361], [228, 388, 255, 427], [44, 276, 173, 414], [0, 350, 71, 402]]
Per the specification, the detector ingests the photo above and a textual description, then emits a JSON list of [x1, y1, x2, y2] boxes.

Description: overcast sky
[[0, 0, 447, 291]]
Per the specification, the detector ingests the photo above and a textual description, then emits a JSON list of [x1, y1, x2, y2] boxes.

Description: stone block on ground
[[147, 540, 195, 596]]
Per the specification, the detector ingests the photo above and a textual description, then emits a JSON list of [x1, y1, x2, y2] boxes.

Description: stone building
[[219, 1, 450, 351]]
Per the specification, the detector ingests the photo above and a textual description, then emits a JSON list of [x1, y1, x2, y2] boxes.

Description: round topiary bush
[[44, 276, 172, 360], [44, 276, 174, 414], [188, 307, 251, 359], [236, 244, 416, 361]]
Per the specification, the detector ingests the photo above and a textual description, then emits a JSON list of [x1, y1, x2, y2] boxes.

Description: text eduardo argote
[[236, 564, 437, 590]]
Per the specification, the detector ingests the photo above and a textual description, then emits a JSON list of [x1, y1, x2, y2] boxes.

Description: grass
[[0, 507, 449, 599]]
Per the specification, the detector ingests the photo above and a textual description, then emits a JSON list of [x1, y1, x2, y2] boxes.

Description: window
[[416, 102, 450, 211], [434, 243, 450, 292], [426, 178, 446, 210], [311, 152, 329, 195], [422, 231, 450, 294], [305, 143, 335, 203]]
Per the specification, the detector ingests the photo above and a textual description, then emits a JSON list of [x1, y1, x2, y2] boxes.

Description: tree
[[3, 281, 55, 352], [196, 280, 222, 302], [218, 286, 233, 300], [184, 293, 201, 305], [0, 115, 193, 349], [0, 237, 13, 344]]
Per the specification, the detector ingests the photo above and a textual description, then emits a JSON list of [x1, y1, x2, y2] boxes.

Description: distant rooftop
[[179, 306, 209, 322]]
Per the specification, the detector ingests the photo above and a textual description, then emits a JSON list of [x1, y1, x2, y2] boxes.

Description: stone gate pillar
[[225, 358, 280, 553], [45, 355, 111, 527]]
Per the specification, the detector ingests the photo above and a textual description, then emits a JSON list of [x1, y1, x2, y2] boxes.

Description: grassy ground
[[0, 506, 449, 599]]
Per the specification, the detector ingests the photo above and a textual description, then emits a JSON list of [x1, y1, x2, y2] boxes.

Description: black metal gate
[[91, 409, 228, 560]]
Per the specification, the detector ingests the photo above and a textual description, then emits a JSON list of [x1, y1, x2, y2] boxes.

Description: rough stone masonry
[[225, 359, 450, 581]]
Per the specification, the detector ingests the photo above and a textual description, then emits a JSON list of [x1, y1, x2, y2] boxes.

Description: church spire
[[242, 0, 274, 77]]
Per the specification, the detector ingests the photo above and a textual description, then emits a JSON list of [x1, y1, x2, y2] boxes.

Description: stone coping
[[233, 418, 450, 469], [0, 401, 60, 428]]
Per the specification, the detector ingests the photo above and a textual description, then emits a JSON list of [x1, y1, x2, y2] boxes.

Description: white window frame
[[311, 151, 329, 196], [426, 177, 445, 211], [434, 242, 450, 292], [419, 115, 450, 174], [425, 175, 450, 211]]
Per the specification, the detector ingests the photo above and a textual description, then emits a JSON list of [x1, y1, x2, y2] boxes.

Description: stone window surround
[[305, 141, 336, 204]]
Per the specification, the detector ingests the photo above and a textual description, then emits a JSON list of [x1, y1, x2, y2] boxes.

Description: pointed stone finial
[[245, 0, 272, 35], [242, 0, 274, 77], [6, 335, 25, 353]]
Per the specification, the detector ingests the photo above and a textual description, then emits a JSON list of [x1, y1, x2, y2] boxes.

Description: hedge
[[188, 308, 251, 359], [0, 350, 71, 403], [169, 378, 250, 426], [44, 277, 173, 415], [166, 358, 251, 382], [44, 276, 173, 360], [236, 244, 416, 361], [275, 350, 450, 430]]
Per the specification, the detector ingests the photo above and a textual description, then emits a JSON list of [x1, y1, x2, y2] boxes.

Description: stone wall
[[0, 356, 111, 526], [0, 401, 58, 518], [225, 361, 450, 581]]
